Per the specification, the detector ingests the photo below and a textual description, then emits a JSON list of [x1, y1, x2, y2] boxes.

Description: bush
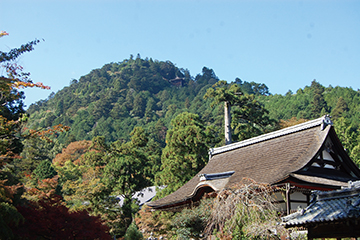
[[124, 222, 144, 240], [171, 199, 212, 240]]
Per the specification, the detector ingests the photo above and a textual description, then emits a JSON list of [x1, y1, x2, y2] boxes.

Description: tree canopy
[[155, 112, 216, 198], [0, 32, 111, 239]]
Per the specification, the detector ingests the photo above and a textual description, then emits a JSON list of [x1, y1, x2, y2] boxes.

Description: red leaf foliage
[[11, 196, 112, 240]]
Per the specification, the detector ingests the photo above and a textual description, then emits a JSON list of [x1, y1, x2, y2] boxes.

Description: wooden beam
[[286, 183, 291, 215]]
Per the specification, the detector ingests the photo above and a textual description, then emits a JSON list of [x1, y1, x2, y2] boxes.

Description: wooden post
[[306, 193, 310, 206], [286, 183, 291, 215]]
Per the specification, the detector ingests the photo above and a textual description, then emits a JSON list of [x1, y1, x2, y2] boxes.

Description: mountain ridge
[[26, 57, 360, 149]]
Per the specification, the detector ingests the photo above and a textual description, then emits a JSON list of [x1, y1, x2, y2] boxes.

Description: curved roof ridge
[[210, 115, 332, 157]]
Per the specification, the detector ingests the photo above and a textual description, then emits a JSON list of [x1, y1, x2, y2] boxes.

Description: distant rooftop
[[282, 180, 360, 227]]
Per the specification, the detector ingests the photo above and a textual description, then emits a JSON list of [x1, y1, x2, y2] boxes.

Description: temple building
[[282, 180, 360, 239], [147, 115, 360, 213]]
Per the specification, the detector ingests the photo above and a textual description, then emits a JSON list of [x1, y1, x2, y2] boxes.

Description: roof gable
[[293, 126, 360, 184]]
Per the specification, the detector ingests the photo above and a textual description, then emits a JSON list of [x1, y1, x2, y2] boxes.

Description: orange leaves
[[1, 32, 50, 91], [24, 176, 60, 203], [0, 179, 22, 203], [52, 140, 92, 167], [28, 124, 70, 142], [13, 80, 51, 90], [2, 63, 46, 88], [2, 62, 50, 90], [0, 31, 9, 37]]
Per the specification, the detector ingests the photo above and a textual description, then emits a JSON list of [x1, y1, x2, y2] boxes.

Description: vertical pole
[[306, 193, 310, 206], [286, 183, 291, 215], [224, 101, 232, 145]]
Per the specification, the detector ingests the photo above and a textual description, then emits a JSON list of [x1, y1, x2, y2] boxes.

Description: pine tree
[[331, 97, 349, 119], [124, 222, 144, 240], [204, 81, 277, 143], [33, 160, 57, 181], [155, 112, 213, 198], [310, 80, 328, 118]]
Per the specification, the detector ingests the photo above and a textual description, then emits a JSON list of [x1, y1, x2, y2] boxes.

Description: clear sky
[[1, 0, 359, 108]]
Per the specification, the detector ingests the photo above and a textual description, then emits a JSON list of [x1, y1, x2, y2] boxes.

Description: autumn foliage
[[27, 124, 71, 143], [1, 32, 109, 239], [52, 140, 92, 166], [12, 196, 111, 240], [11, 175, 112, 240]]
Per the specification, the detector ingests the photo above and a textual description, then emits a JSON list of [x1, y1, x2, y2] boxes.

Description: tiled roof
[[147, 116, 358, 209], [282, 181, 360, 227]]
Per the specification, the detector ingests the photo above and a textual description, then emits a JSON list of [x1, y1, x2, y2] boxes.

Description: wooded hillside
[[26, 56, 271, 146], [26, 57, 360, 155], [22, 56, 360, 238], [5, 35, 360, 239]]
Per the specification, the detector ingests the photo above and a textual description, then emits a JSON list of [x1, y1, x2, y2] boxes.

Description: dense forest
[[25, 55, 360, 165], [3, 36, 360, 240], [26, 55, 273, 145], [26, 56, 360, 145]]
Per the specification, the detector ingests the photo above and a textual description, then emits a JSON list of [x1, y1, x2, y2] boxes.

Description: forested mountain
[[259, 80, 360, 128], [26, 56, 360, 164], [7, 53, 360, 239], [26, 56, 271, 146], [23, 56, 280, 237]]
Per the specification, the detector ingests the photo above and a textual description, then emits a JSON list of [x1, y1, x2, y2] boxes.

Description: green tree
[[231, 94, 277, 141], [204, 81, 243, 144], [309, 80, 328, 118], [16, 137, 62, 181], [204, 81, 277, 144], [351, 142, 360, 167], [195, 67, 219, 85], [90, 127, 152, 237], [124, 222, 144, 240], [171, 199, 212, 240], [331, 96, 349, 119], [333, 117, 358, 153], [131, 94, 145, 117], [155, 112, 214, 198], [32, 160, 57, 181]]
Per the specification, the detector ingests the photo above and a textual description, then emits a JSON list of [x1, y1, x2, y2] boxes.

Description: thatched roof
[[148, 116, 360, 210]]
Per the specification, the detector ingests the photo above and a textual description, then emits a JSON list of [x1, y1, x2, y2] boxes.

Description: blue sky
[[1, 0, 359, 107]]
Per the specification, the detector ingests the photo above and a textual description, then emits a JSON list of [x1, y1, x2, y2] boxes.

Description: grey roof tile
[[282, 182, 360, 227]]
